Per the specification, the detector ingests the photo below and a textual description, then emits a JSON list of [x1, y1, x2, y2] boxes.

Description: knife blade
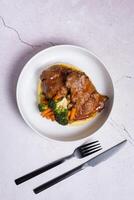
[[85, 139, 127, 167]]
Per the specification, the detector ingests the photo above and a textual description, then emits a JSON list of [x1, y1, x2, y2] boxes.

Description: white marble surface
[[0, 0, 134, 199]]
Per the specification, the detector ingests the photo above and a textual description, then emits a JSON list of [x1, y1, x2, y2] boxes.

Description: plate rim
[[16, 44, 114, 143]]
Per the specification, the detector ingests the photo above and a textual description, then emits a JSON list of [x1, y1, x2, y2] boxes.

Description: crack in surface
[[122, 125, 134, 143], [109, 118, 134, 146], [0, 16, 59, 49], [115, 75, 134, 84], [0, 16, 41, 49]]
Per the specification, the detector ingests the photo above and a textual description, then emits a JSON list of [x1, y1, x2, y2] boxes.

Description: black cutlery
[[33, 140, 126, 194], [15, 141, 101, 185]]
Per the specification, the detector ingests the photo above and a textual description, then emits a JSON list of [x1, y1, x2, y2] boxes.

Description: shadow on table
[[8, 39, 77, 118]]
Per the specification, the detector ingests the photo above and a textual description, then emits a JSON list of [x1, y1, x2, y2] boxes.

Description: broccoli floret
[[48, 98, 68, 125], [55, 108, 68, 125], [38, 103, 48, 112], [48, 99, 56, 110]]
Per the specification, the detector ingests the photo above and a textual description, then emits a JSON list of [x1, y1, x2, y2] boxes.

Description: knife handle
[[33, 164, 83, 194]]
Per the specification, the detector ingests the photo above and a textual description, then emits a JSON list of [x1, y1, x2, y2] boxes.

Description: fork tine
[[80, 141, 99, 149], [82, 148, 102, 158], [82, 146, 101, 155], [81, 143, 100, 152]]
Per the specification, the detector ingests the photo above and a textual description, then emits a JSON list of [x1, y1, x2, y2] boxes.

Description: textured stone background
[[0, 1, 134, 199]]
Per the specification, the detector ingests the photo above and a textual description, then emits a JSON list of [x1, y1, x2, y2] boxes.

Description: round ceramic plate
[[17, 45, 114, 141]]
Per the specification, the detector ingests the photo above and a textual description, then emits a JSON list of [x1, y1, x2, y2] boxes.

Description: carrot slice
[[54, 94, 61, 100], [44, 113, 55, 121], [68, 111, 71, 118], [42, 108, 51, 114], [46, 111, 54, 117], [48, 113, 55, 121], [40, 107, 56, 121], [51, 115, 55, 121], [70, 108, 76, 121], [41, 108, 52, 117]]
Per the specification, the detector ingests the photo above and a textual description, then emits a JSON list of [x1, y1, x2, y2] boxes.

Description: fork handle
[[33, 164, 83, 194], [15, 154, 73, 185]]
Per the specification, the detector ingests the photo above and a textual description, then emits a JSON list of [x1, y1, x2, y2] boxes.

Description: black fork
[[74, 141, 101, 158], [15, 141, 101, 185]]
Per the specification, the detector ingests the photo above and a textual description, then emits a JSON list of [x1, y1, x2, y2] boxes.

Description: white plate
[[17, 45, 114, 141]]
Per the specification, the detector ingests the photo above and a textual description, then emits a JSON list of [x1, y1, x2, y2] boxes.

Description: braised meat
[[40, 65, 108, 122], [66, 71, 108, 120], [40, 65, 71, 99]]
